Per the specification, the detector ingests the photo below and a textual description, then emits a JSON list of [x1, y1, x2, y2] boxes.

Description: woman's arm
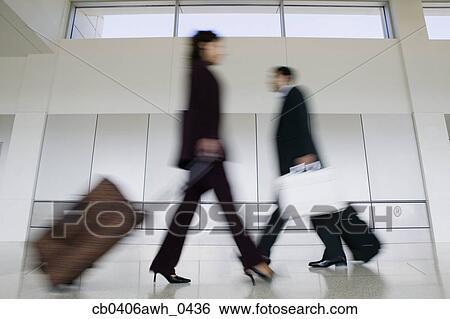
[[190, 67, 222, 157]]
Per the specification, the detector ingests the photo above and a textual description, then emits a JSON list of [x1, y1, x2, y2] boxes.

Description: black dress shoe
[[308, 258, 347, 268], [152, 271, 191, 284]]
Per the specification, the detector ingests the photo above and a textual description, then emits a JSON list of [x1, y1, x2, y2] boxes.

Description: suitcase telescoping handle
[[151, 156, 221, 203], [183, 156, 221, 190]]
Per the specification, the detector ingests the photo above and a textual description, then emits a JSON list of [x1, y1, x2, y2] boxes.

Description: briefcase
[[35, 178, 144, 286], [276, 167, 348, 216]]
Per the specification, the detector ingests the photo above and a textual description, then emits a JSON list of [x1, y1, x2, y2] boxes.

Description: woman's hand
[[196, 138, 223, 158]]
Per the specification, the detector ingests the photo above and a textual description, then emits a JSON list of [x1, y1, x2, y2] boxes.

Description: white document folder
[[276, 167, 348, 217]]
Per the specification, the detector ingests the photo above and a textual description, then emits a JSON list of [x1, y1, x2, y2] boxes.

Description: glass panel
[[68, 3, 392, 39], [284, 6, 387, 39], [71, 6, 175, 39], [424, 7, 450, 40], [178, 5, 281, 37]]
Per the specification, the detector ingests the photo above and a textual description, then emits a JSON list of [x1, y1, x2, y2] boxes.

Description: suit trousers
[[310, 212, 347, 260], [257, 204, 348, 260], [311, 206, 380, 261], [150, 162, 264, 273]]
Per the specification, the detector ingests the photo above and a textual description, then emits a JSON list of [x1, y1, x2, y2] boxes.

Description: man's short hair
[[275, 66, 295, 81]]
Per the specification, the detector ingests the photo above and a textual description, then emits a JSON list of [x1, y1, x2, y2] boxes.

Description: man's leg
[[310, 213, 346, 263]]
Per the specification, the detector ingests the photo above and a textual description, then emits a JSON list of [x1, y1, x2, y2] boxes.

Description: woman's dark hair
[[191, 30, 220, 62]]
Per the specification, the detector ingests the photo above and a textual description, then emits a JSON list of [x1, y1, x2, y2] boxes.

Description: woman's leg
[[150, 186, 202, 273], [209, 163, 264, 268]]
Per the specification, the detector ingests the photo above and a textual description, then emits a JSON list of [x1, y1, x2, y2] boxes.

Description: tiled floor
[[1, 242, 450, 299]]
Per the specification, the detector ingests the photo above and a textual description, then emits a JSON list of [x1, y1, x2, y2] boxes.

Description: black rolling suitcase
[[339, 206, 381, 262]]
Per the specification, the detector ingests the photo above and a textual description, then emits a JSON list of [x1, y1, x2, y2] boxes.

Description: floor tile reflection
[[2, 242, 450, 299]]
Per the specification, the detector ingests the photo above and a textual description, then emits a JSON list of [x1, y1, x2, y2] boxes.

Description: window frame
[[66, 0, 393, 39], [422, 2, 450, 40], [177, 4, 283, 37], [283, 3, 392, 39], [67, 1, 178, 39]]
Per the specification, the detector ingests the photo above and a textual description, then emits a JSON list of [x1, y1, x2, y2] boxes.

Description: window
[[177, 5, 281, 37], [70, 5, 175, 39], [284, 5, 389, 39], [423, 6, 450, 40], [67, 1, 392, 39]]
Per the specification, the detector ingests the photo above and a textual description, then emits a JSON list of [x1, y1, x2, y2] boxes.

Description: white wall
[[0, 57, 26, 114], [286, 38, 412, 114], [17, 54, 57, 113], [0, 113, 46, 242], [0, 54, 56, 114], [1, 0, 450, 244], [49, 38, 174, 114], [414, 113, 450, 242], [90, 114, 148, 202], [28, 111, 431, 241], [34, 114, 97, 201], [45, 36, 414, 115], [311, 114, 370, 202], [389, 0, 450, 244], [403, 39, 450, 113], [362, 114, 425, 201], [0, 115, 15, 181], [3, 2, 444, 117], [144, 113, 186, 201]]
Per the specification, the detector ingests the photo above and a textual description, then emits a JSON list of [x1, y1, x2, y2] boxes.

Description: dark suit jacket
[[178, 60, 222, 169], [276, 86, 318, 176]]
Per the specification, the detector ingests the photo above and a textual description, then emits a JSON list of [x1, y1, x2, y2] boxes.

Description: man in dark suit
[[257, 66, 319, 259], [257, 67, 380, 268]]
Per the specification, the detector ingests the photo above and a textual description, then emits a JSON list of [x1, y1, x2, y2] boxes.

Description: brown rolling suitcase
[[35, 178, 144, 286]]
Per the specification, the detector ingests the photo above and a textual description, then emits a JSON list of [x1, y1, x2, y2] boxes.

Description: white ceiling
[[0, 14, 40, 57], [0, 0, 52, 57]]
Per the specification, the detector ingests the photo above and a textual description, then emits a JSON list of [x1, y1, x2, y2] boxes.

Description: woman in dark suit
[[150, 31, 273, 284]]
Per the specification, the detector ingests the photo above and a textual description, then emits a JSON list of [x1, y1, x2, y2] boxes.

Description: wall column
[[0, 54, 56, 242], [0, 113, 46, 242], [389, 0, 450, 243]]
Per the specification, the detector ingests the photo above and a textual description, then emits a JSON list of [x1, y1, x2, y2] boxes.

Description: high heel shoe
[[238, 254, 271, 265], [244, 263, 273, 286], [245, 271, 256, 286], [152, 271, 191, 284]]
